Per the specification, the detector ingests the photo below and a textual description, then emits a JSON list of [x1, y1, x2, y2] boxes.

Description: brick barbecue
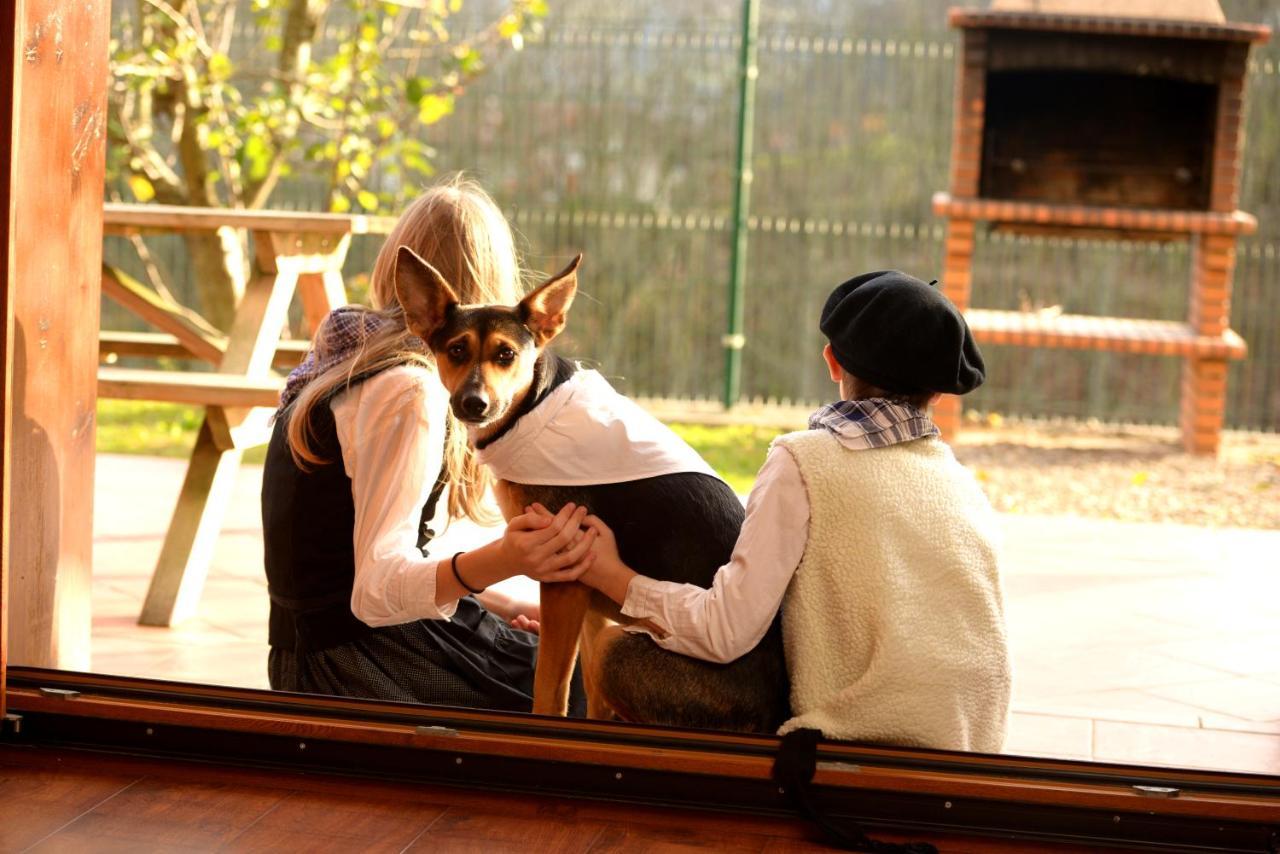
[[932, 0, 1269, 454]]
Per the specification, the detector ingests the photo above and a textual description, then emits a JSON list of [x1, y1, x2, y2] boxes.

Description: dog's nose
[[459, 394, 488, 419]]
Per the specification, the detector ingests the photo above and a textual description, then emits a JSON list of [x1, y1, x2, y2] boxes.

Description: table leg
[[138, 419, 245, 627]]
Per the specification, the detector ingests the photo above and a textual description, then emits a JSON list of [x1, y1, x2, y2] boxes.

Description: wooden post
[[4, 0, 111, 668], [1, 0, 18, 717]]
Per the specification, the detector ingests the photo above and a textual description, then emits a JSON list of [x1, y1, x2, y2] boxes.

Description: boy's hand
[[580, 515, 637, 606]]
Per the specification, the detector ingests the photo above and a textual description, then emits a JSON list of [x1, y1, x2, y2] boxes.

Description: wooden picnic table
[[99, 203, 396, 627]]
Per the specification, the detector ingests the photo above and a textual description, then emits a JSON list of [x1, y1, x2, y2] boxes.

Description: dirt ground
[[952, 417, 1280, 530]]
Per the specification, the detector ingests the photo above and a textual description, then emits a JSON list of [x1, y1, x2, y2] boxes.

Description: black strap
[[416, 415, 452, 555], [772, 729, 938, 854]]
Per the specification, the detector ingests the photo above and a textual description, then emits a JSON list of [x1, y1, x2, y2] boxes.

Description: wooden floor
[[0, 745, 1125, 853]]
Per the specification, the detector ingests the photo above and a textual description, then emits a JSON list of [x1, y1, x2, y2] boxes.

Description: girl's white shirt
[[329, 364, 457, 626]]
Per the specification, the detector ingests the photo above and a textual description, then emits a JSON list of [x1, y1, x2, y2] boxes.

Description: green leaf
[[208, 52, 233, 82], [417, 93, 453, 125], [127, 174, 156, 202], [242, 135, 272, 182], [356, 190, 379, 211], [405, 76, 431, 105], [498, 14, 520, 39], [377, 117, 396, 139]]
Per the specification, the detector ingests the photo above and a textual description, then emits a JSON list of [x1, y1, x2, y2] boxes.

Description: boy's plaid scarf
[[277, 307, 420, 414], [807, 399, 938, 450]]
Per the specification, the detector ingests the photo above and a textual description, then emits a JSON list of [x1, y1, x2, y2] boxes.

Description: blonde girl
[[264, 177, 592, 712]]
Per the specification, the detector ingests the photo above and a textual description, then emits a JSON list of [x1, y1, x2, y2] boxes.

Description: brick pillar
[[935, 218, 976, 441], [1180, 233, 1236, 455], [949, 30, 987, 199]]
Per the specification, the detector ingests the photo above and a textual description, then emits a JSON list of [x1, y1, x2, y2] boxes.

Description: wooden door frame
[[1, 4, 1278, 849], [0, 0, 19, 723]]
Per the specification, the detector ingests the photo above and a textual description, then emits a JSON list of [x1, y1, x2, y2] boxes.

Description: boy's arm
[[581, 444, 808, 663]]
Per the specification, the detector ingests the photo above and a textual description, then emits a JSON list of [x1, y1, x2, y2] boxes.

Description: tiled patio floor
[[87, 454, 1280, 776]]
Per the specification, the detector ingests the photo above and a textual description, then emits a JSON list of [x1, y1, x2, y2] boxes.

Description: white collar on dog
[[473, 369, 722, 487]]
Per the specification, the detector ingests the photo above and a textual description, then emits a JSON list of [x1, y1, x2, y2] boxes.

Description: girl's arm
[[580, 444, 809, 663]]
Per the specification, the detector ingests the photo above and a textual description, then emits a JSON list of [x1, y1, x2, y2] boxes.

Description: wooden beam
[[5, 0, 111, 669], [101, 263, 226, 365], [102, 203, 397, 236], [97, 367, 283, 409], [98, 331, 308, 368]]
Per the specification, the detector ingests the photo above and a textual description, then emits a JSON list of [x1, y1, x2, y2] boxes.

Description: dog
[[393, 245, 788, 732]]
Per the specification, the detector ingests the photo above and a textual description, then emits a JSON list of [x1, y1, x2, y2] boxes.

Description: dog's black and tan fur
[[394, 246, 788, 732]]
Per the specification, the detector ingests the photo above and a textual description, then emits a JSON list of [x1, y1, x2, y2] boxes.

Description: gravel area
[[951, 418, 1280, 530]]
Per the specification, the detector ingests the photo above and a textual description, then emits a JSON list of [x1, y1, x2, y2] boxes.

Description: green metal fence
[[104, 0, 1280, 432]]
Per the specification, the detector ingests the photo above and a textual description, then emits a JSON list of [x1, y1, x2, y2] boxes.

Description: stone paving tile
[[1012, 689, 1207, 728], [1092, 720, 1280, 775], [1197, 714, 1280, 736], [1147, 637, 1280, 677], [1144, 676, 1280, 723], [1003, 713, 1093, 761], [1009, 648, 1233, 701]]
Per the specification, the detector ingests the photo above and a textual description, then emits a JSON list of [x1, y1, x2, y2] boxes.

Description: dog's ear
[[519, 254, 581, 346], [394, 245, 458, 342]]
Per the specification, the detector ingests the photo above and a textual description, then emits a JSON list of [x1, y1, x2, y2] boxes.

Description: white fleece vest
[[474, 369, 721, 486], [773, 429, 1011, 753]]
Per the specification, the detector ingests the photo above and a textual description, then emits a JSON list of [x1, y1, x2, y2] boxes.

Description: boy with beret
[[577, 270, 1011, 752]]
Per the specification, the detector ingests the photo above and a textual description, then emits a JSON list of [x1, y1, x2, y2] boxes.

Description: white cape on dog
[[473, 368, 722, 486]]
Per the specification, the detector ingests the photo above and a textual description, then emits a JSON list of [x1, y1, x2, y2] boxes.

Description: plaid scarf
[[277, 307, 420, 414], [807, 399, 938, 450]]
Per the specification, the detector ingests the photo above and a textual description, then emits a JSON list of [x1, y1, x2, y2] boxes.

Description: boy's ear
[[822, 343, 844, 385], [394, 245, 458, 342], [519, 253, 581, 346]]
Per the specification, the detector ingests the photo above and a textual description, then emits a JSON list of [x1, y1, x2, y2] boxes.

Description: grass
[[97, 400, 268, 464], [95, 401, 780, 492]]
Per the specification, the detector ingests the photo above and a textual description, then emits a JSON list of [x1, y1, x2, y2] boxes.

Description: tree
[[108, 0, 547, 330]]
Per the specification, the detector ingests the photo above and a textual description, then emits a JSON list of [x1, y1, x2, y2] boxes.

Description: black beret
[[819, 270, 985, 396]]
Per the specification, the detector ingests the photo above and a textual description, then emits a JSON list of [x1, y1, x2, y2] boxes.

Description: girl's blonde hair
[[284, 175, 520, 523]]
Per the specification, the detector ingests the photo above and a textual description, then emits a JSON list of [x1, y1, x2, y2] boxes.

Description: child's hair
[[841, 373, 934, 411], [284, 175, 521, 523]]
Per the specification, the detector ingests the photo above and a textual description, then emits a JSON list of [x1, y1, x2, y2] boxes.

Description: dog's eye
[[494, 346, 517, 366], [446, 342, 468, 362]]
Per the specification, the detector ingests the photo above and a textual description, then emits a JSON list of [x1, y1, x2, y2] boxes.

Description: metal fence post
[[722, 0, 761, 409]]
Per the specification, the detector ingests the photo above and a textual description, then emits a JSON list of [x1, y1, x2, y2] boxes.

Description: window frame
[[5, 665, 1280, 851], [1, 5, 1278, 850]]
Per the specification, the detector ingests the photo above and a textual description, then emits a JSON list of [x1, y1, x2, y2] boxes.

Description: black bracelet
[[451, 551, 485, 595]]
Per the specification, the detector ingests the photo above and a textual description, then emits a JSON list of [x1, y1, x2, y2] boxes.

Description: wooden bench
[[98, 204, 396, 626]]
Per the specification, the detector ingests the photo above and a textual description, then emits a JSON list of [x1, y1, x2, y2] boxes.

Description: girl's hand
[[500, 502, 597, 583], [510, 614, 540, 634], [507, 598, 540, 633]]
